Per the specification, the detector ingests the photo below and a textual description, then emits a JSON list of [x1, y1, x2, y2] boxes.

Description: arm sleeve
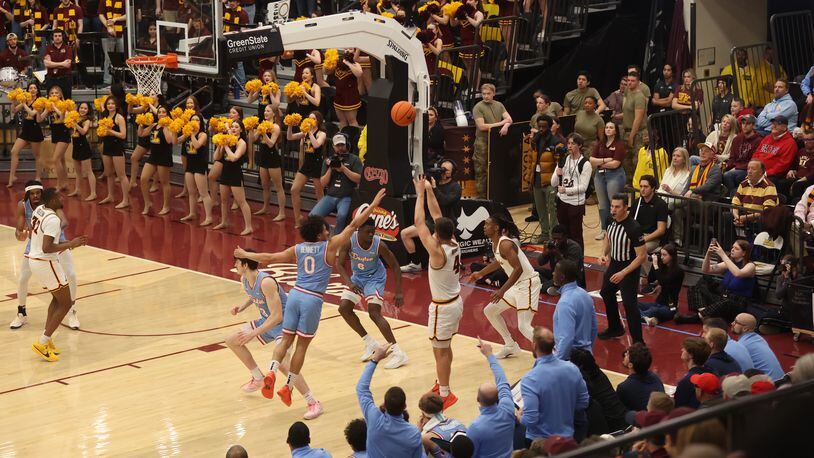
[[520, 378, 539, 426], [553, 307, 575, 360], [356, 361, 379, 421], [488, 355, 515, 415]]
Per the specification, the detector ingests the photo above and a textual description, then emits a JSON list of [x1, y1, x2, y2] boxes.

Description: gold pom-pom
[[323, 49, 340, 72], [32, 97, 51, 111], [262, 81, 279, 96], [284, 81, 301, 99], [181, 109, 195, 121], [299, 117, 317, 133], [136, 113, 154, 126], [284, 113, 303, 127], [256, 121, 276, 136], [243, 116, 259, 131], [98, 117, 114, 129], [64, 110, 80, 129], [245, 79, 263, 93], [442, 1, 462, 18], [57, 99, 76, 112], [93, 96, 107, 112], [182, 120, 200, 137], [170, 107, 184, 119], [169, 118, 185, 133], [157, 116, 171, 127]]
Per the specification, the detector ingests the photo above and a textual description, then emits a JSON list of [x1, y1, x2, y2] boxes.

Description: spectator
[[287, 421, 331, 457], [226, 444, 248, 458], [529, 115, 565, 242], [675, 337, 714, 408], [569, 348, 629, 436], [417, 392, 466, 457], [790, 353, 814, 384], [552, 133, 592, 248], [98, 0, 125, 86], [659, 147, 691, 208], [802, 64, 814, 106], [632, 129, 669, 191], [589, 122, 627, 241], [682, 116, 706, 156], [616, 343, 665, 412], [536, 225, 584, 294], [604, 75, 627, 124], [633, 175, 668, 281], [626, 64, 652, 97], [309, 133, 363, 234], [424, 106, 444, 167], [777, 131, 814, 201], [43, 29, 72, 99], [723, 115, 762, 194], [627, 409, 669, 457], [520, 326, 589, 442], [732, 313, 785, 381], [473, 83, 512, 198], [551, 260, 597, 360], [684, 142, 722, 201], [706, 114, 737, 165], [704, 328, 742, 377], [709, 77, 734, 129], [468, 339, 515, 458], [563, 70, 606, 115], [721, 374, 752, 400], [755, 80, 798, 135], [574, 96, 605, 158], [729, 97, 755, 121], [731, 160, 778, 227], [651, 63, 676, 113], [756, 46, 789, 107], [530, 94, 563, 123], [721, 49, 756, 106], [344, 418, 367, 458], [622, 71, 647, 176], [752, 115, 798, 184], [689, 373, 723, 408], [794, 182, 814, 230], [702, 317, 754, 372], [686, 240, 756, 324], [0, 32, 28, 73], [356, 344, 424, 457], [638, 244, 684, 326], [768, 255, 799, 335], [672, 68, 702, 111]]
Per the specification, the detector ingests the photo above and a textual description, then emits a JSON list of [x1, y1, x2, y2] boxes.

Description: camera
[[425, 166, 445, 182], [329, 155, 343, 169]]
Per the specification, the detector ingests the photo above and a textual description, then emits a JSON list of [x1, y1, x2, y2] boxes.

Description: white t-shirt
[[27, 206, 62, 260]]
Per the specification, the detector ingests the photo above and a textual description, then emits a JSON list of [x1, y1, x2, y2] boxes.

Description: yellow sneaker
[[32, 341, 59, 362], [47, 340, 61, 355]]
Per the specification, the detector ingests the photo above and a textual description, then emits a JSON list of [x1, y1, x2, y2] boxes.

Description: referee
[[599, 194, 647, 344]]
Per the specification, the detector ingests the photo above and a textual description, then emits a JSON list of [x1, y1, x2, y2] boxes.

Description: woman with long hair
[[638, 244, 685, 326], [178, 112, 213, 226], [129, 93, 159, 191], [247, 69, 281, 118], [140, 105, 175, 215], [251, 104, 285, 221], [67, 102, 95, 200], [705, 113, 737, 164], [451, 0, 484, 89], [672, 68, 702, 111], [332, 48, 364, 128], [659, 147, 691, 208], [209, 106, 243, 206], [98, 95, 130, 208], [288, 110, 326, 227], [174, 96, 201, 198], [589, 121, 627, 240], [8, 82, 44, 187], [214, 120, 252, 235], [39, 85, 71, 190]]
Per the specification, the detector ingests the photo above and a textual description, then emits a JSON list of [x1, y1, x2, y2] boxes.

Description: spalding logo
[[353, 203, 400, 241]]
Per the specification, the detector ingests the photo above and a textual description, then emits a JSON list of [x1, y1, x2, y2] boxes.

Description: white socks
[[439, 385, 450, 397], [250, 367, 264, 380], [269, 360, 280, 372]]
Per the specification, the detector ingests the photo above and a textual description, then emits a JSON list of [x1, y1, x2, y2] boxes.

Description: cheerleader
[[67, 102, 96, 201], [178, 113, 213, 226], [247, 70, 281, 118], [291, 49, 315, 83], [430, 0, 456, 49], [213, 120, 252, 236], [333, 49, 363, 128], [7, 82, 44, 188], [251, 104, 285, 221], [174, 96, 201, 199], [288, 110, 326, 227], [140, 105, 176, 215], [208, 106, 244, 207], [288, 67, 321, 118], [39, 86, 71, 190], [452, 0, 484, 88], [98, 96, 131, 209], [128, 93, 160, 192], [419, 25, 443, 76]]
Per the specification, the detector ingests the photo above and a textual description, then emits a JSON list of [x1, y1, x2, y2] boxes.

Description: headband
[[24, 185, 43, 192]]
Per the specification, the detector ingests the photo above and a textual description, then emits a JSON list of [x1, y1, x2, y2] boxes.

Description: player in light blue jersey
[[418, 391, 471, 458], [336, 219, 408, 369], [225, 250, 324, 419], [234, 188, 386, 414]]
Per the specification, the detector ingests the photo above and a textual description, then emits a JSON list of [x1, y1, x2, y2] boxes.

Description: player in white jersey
[[471, 216, 542, 358], [27, 188, 87, 361], [414, 176, 462, 410], [12, 181, 80, 330]]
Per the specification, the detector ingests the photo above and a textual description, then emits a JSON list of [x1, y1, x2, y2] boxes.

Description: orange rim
[[126, 53, 179, 68]]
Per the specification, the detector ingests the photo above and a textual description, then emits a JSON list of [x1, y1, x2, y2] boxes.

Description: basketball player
[[414, 176, 461, 410], [470, 216, 542, 358], [336, 219, 408, 369], [226, 251, 323, 420], [27, 188, 87, 361], [11, 181, 80, 330], [233, 188, 386, 409]]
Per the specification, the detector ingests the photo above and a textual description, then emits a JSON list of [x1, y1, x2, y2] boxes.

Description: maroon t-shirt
[[796, 147, 814, 180], [0, 46, 29, 72], [45, 43, 73, 77], [591, 138, 627, 163]]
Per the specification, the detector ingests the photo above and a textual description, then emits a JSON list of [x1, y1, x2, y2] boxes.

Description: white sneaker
[[360, 339, 379, 362], [496, 342, 521, 359], [644, 316, 658, 327], [10, 313, 27, 329], [546, 286, 560, 296], [400, 262, 422, 273], [383, 349, 409, 369], [594, 230, 606, 241], [303, 400, 324, 420], [67, 309, 80, 330]]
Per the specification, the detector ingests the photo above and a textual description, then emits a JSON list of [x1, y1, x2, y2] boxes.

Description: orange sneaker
[[442, 392, 458, 410], [430, 382, 440, 394], [261, 372, 276, 399], [277, 385, 293, 406]]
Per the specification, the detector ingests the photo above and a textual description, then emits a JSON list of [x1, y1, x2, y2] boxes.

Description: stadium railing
[[477, 15, 523, 94], [513, 0, 588, 65], [430, 44, 482, 117], [646, 109, 693, 158], [690, 75, 734, 138], [770, 10, 814, 82], [728, 42, 783, 109]]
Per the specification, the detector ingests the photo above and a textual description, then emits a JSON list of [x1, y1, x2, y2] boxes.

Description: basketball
[[390, 101, 416, 126]]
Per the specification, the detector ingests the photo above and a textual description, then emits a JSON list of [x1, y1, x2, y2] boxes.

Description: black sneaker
[[598, 328, 625, 340]]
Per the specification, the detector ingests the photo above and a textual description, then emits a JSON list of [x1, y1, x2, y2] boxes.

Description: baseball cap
[[6, 33, 16, 40], [629, 410, 668, 428], [690, 372, 721, 394], [543, 436, 580, 455], [332, 133, 347, 145], [721, 374, 751, 399], [751, 380, 775, 395], [771, 114, 789, 125], [740, 114, 756, 124], [697, 141, 716, 152]]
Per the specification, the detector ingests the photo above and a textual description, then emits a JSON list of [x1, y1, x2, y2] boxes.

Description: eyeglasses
[[732, 320, 747, 327]]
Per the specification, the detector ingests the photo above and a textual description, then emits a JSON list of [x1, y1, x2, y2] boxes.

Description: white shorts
[[28, 257, 68, 292], [340, 288, 384, 306], [428, 296, 463, 348], [500, 276, 543, 312]]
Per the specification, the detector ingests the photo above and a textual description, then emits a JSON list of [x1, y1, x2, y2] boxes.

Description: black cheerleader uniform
[[257, 136, 281, 169], [50, 113, 71, 144], [102, 114, 124, 157], [147, 125, 173, 167], [218, 139, 246, 187], [185, 133, 209, 175], [333, 66, 361, 112], [298, 134, 324, 179], [71, 120, 92, 161], [19, 115, 44, 143]]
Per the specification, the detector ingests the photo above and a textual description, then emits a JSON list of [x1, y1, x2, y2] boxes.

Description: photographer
[[530, 115, 565, 243], [309, 133, 364, 233], [400, 159, 462, 273], [536, 225, 584, 295]]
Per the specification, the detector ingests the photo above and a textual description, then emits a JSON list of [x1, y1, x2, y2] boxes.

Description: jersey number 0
[[303, 255, 316, 274]]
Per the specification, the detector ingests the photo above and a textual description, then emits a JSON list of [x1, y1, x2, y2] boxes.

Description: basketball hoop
[[126, 53, 178, 95]]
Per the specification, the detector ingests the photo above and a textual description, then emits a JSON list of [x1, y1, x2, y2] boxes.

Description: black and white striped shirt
[[607, 214, 645, 262]]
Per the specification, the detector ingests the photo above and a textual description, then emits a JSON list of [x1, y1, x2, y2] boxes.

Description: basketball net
[[127, 60, 166, 95]]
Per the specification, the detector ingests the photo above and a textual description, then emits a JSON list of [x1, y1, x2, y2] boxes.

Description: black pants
[[600, 260, 643, 343]]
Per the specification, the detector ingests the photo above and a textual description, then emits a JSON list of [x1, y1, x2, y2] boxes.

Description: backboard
[[126, 0, 222, 76]]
